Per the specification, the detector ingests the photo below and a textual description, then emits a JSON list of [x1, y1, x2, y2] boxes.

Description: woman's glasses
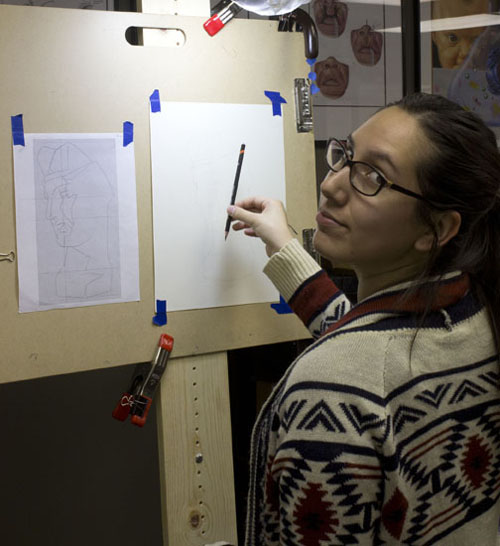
[[325, 138, 431, 203]]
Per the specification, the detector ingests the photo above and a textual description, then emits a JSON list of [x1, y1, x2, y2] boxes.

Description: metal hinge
[[294, 78, 314, 133]]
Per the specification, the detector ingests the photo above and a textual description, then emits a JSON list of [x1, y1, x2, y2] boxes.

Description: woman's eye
[[447, 33, 459, 44], [367, 169, 385, 186]]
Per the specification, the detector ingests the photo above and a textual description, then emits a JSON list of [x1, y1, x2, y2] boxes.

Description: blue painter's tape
[[308, 71, 317, 81], [153, 299, 167, 326], [150, 89, 161, 113], [306, 57, 317, 66], [264, 91, 287, 116], [310, 83, 320, 95], [270, 295, 293, 315], [123, 121, 134, 147], [11, 114, 25, 146]]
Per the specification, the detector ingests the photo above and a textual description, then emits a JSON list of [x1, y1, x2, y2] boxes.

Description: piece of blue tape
[[310, 83, 320, 95], [153, 299, 167, 326], [308, 71, 317, 81], [150, 89, 161, 113], [123, 121, 134, 147], [11, 114, 25, 146], [270, 295, 293, 315], [264, 91, 287, 116], [306, 57, 317, 66]]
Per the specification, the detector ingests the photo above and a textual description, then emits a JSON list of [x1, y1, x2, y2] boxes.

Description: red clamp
[[112, 334, 174, 427], [203, 0, 243, 37]]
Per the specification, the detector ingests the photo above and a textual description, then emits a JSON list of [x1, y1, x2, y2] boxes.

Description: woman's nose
[[320, 167, 350, 204]]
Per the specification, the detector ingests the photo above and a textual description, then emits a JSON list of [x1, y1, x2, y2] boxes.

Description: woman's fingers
[[227, 205, 260, 229], [232, 221, 251, 231], [227, 197, 294, 255]]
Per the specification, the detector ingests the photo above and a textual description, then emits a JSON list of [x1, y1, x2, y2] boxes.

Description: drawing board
[[0, 5, 317, 383]]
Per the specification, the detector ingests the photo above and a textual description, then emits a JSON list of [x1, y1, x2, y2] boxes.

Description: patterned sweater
[[245, 239, 500, 546]]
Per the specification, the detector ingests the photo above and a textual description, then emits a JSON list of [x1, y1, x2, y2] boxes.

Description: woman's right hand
[[227, 196, 295, 257]]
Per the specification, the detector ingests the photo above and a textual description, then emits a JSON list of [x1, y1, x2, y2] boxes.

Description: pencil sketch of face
[[351, 24, 383, 66], [313, 0, 348, 37], [315, 56, 349, 99], [43, 177, 76, 244], [38, 143, 113, 248], [35, 141, 120, 301]]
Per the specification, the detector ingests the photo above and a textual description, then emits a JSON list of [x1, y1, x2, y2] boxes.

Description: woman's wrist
[[267, 233, 295, 256]]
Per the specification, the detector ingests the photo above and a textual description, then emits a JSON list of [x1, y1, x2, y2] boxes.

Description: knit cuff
[[263, 238, 322, 302]]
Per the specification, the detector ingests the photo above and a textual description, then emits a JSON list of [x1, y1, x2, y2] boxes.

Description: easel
[[0, 4, 317, 544]]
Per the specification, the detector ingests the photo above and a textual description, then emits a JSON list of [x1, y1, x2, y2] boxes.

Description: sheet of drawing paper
[[150, 102, 285, 311], [13, 134, 140, 312]]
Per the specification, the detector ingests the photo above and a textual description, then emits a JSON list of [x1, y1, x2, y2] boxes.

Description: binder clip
[[112, 333, 174, 427], [203, 0, 243, 37]]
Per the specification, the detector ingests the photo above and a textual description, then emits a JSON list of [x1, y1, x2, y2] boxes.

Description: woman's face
[[313, 106, 432, 278]]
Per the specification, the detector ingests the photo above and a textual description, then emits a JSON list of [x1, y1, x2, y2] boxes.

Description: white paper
[[150, 102, 286, 311], [13, 134, 140, 312]]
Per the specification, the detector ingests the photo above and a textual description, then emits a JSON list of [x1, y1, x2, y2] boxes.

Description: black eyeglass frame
[[325, 137, 433, 205]]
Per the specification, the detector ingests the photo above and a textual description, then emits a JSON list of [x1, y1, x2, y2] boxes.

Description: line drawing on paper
[[34, 139, 121, 304], [190, 149, 259, 286]]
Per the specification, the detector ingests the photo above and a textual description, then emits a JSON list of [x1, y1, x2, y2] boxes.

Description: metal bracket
[[302, 228, 319, 262], [294, 78, 313, 133], [277, 8, 319, 60]]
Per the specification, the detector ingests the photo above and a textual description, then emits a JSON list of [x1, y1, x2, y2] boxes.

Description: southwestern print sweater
[[245, 239, 500, 546]]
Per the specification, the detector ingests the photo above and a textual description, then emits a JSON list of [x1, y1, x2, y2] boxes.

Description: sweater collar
[[330, 271, 470, 333]]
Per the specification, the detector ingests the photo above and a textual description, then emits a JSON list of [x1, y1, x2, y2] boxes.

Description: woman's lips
[[316, 210, 346, 228]]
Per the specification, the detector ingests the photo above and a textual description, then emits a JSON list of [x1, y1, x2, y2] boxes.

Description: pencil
[[224, 143, 246, 240]]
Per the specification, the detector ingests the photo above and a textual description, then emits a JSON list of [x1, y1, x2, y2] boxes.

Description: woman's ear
[[414, 210, 461, 252]]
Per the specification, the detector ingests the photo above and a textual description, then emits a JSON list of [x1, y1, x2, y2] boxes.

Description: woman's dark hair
[[389, 92, 500, 344]]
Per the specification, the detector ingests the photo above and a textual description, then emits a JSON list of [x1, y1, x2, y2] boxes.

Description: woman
[[215, 92, 500, 545]]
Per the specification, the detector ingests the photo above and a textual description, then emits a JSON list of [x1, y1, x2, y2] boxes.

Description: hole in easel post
[[125, 26, 186, 47]]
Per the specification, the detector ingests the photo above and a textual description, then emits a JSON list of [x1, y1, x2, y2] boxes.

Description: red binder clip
[[112, 334, 174, 427], [203, 0, 243, 37]]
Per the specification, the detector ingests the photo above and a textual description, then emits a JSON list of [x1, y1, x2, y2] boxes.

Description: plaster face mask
[[233, 0, 310, 15], [315, 56, 349, 98], [351, 24, 383, 66], [313, 0, 348, 38]]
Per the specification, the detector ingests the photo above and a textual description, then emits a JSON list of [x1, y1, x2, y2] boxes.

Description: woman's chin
[[313, 230, 334, 260], [313, 229, 351, 267]]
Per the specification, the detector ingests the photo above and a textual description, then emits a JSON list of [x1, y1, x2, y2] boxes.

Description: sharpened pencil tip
[[224, 231, 229, 241]]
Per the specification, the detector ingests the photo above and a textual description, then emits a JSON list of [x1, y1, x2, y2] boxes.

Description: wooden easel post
[[156, 352, 237, 545]]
